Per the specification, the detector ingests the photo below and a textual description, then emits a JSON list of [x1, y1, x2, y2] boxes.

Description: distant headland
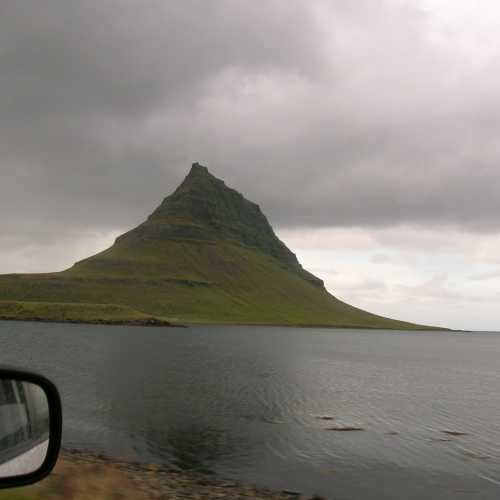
[[0, 163, 441, 329]]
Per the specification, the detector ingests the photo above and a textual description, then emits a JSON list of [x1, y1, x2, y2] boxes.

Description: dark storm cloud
[[2, 0, 500, 248]]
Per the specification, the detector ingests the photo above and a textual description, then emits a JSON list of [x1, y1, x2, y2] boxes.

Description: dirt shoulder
[[0, 450, 322, 500]]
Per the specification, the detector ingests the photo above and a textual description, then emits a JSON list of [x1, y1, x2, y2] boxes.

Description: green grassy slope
[[0, 242, 430, 328], [0, 163, 439, 329]]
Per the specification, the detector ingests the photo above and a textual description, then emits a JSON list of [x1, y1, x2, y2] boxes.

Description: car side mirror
[[0, 367, 62, 489]]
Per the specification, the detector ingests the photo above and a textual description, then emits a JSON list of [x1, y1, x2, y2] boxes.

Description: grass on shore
[[0, 452, 304, 500], [0, 456, 148, 500], [0, 301, 173, 326]]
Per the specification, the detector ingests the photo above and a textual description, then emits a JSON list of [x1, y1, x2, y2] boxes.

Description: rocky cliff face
[[114, 163, 323, 286]]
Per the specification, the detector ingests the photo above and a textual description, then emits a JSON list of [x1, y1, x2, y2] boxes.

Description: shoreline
[[0, 316, 183, 327], [0, 300, 184, 328], [0, 316, 451, 331], [53, 449, 318, 499], [0, 300, 447, 331]]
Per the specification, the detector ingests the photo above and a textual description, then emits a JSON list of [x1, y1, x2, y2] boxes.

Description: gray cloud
[[2, 0, 500, 254]]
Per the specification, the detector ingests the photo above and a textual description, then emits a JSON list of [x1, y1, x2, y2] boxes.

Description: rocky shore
[[0, 450, 325, 500]]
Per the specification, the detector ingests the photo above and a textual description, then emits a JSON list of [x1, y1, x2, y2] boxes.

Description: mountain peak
[[189, 162, 209, 175], [124, 164, 324, 287], [184, 162, 211, 183], [174, 162, 224, 197]]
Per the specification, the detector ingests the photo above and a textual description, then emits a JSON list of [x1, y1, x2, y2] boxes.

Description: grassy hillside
[[0, 163, 439, 329], [0, 240, 432, 329]]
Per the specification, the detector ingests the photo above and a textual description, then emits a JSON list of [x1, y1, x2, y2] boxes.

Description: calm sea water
[[1, 322, 499, 499]]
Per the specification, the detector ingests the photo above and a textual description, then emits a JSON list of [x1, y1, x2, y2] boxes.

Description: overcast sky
[[1, 0, 499, 330]]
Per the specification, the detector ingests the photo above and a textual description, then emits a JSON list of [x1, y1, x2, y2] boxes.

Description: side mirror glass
[[0, 368, 62, 489]]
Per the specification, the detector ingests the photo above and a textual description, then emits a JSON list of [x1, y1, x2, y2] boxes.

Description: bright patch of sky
[[278, 226, 500, 331]]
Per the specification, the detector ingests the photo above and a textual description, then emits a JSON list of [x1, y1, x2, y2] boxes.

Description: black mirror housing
[[0, 367, 62, 489]]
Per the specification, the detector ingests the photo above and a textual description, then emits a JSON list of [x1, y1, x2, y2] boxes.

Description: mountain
[[0, 163, 434, 328]]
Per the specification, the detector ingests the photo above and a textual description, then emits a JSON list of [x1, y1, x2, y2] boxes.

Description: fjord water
[[1, 323, 500, 499]]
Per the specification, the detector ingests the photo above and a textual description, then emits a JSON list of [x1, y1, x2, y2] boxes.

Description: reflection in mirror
[[0, 379, 50, 478]]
